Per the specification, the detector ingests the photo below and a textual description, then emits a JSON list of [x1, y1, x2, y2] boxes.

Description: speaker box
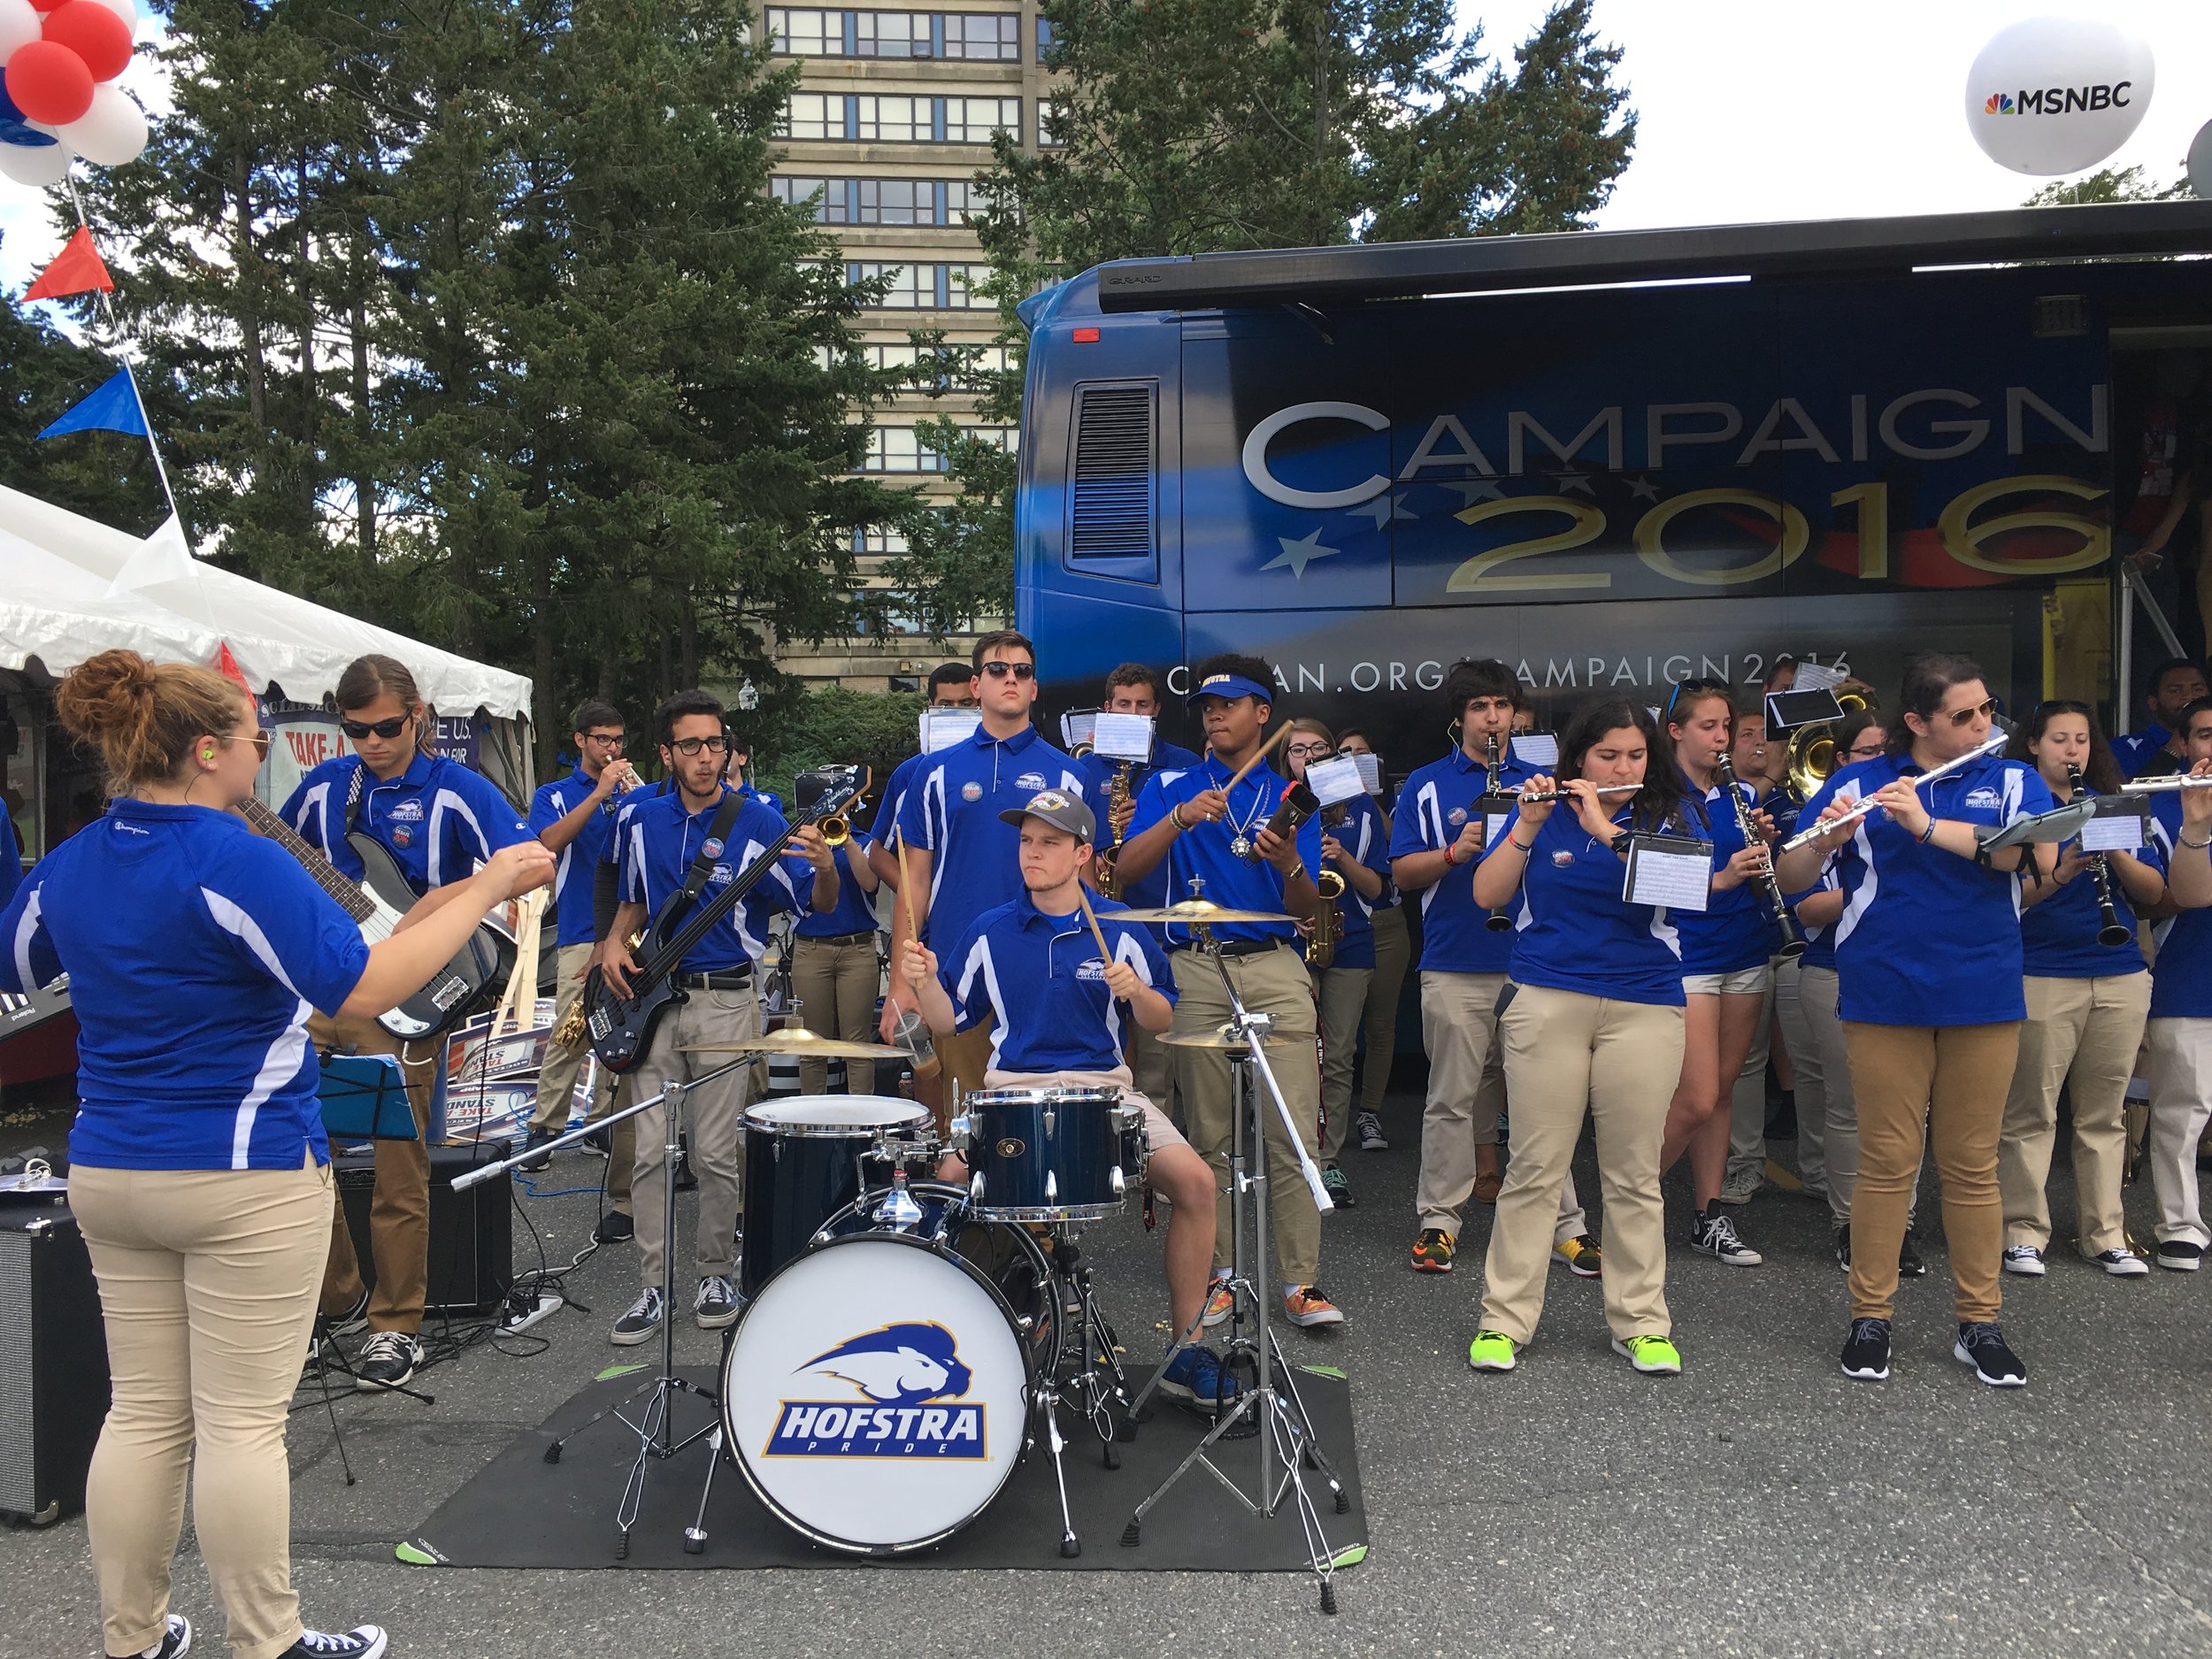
[[0, 1196, 111, 1524], [333, 1142, 513, 1317]]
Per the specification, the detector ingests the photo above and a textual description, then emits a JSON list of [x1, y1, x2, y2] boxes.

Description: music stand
[[319, 1053, 421, 1142]]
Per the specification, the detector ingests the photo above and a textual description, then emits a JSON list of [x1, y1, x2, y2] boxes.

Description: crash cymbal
[[1160, 1026, 1306, 1051], [681, 1028, 907, 1060], [1111, 900, 1294, 925]]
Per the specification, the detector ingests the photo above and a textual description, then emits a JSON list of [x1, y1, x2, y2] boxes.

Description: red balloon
[[5, 40, 91, 124], [40, 3, 128, 81], [27, 0, 69, 12]]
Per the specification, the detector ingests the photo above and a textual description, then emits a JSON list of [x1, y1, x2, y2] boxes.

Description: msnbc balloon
[[1964, 18, 2154, 177], [0, 123, 69, 182]]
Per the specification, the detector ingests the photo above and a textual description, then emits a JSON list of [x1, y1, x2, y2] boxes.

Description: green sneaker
[[1611, 1334, 1681, 1375], [1466, 1329, 1518, 1372], [1321, 1164, 1354, 1209]]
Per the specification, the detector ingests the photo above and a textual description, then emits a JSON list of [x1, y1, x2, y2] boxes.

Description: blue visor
[[1187, 672, 1273, 707]]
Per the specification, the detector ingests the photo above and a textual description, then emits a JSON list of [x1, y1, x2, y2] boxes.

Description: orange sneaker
[[1283, 1285, 1345, 1327], [1409, 1227, 1455, 1273], [1202, 1283, 1234, 1327]]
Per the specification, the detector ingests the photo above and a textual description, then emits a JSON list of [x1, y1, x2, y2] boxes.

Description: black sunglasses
[[340, 715, 412, 741], [979, 660, 1036, 680]]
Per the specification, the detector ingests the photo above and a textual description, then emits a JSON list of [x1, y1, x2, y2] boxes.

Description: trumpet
[[2064, 764, 2134, 949], [1715, 753, 1805, 960], [1778, 733, 2008, 854], [817, 813, 851, 847]]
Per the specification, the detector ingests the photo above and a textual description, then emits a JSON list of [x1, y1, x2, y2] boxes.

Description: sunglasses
[[340, 715, 412, 741], [669, 735, 731, 757], [979, 661, 1036, 680], [1665, 679, 1731, 718], [1940, 697, 1999, 728], [230, 728, 272, 760]]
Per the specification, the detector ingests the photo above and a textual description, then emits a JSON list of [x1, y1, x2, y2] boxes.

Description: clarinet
[[2065, 763, 2134, 948], [1713, 754, 1807, 961], [1480, 734, 1515, 933]]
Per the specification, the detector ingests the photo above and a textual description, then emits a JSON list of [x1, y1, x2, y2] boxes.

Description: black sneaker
[[279, 1628, 389, 1659], [515, 1126, 557, 1173], [320, 1285, 371, 1340], [594, 1210, 635, 1243], [1321, 1165, 1354, 1209], [695, 1275, 739, 1329], [673, 1151, 698, 1193], [1954, 1321, 2027, 1387], [611, 1286, 664, 1345], [1833, 1225, 1852, 1273], [583, 1126, 611, 1156], [1687, 1210, 1763, 1266], [1839, 1317, 1891, 1381], [1897, 1230, 1927, 1279], [2157, 1239, 2205, 1272], [1355, 1111, 1388, 1151], [353, 1332, 421, 1393], [112, 1612, 191, 1659]]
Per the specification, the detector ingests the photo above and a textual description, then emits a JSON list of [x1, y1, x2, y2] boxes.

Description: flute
[[1778, 733, 2008, 853], [2120, 774, 2212, 792], [1515, 783, 1643, 805]]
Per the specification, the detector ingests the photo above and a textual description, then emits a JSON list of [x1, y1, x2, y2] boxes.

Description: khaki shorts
[[979, 1065, 1192, 1158], [1683, 964, 1773, 998]]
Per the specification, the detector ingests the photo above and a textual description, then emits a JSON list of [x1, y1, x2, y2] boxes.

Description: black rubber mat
[[402, 1363, 1368, 1573]]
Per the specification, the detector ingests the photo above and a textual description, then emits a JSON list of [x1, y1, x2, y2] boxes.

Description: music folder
[[319, 1053, 419, 1141]]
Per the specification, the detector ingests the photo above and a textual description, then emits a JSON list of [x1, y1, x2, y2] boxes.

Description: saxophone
[[1305, 803, 1348, 969], [1097, 759, 1135, 900]]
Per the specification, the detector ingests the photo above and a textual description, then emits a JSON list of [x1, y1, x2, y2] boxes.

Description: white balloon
[[0, 134, 72, 187], [0, 0, 41, 65], [1964, 19, 2154, 177], [2190, 119, 2212, 203], [83, 0, 139, 39], [58, 83, 144, 167]]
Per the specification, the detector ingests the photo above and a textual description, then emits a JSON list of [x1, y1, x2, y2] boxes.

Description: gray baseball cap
[[999, 787, 1096, 842]]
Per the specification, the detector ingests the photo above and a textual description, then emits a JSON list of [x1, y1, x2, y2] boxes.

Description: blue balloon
[[0, 124, 58, 150]]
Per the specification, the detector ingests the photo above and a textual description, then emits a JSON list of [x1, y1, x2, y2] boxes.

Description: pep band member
[[1463, 699, 1691, 1377], [1, 649, 550, 1659], [1780, 652, 2053, 1388], [1390, 660, 1598, 1278], [1333, 727, 1406, 1156], [1117, 654, 1341, 1329], [1999, 703, 2163, 1279], [899, 789, 1236, 1409], [279, 653, 534, 1392], [2143, 705, 2212, 1270], [787, 769, 885, 1095]]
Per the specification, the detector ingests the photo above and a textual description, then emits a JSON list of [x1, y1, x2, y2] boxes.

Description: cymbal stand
[[1120, 927, 1348, 1614], [454, 1056, 749, 1558]]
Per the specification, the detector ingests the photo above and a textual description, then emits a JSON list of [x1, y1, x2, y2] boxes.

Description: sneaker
[[1201, 1281, 1234, 1327], [2002, 1244, 2047, 1278], [515, 1126, 557, 1173], [593, 1210, 635, 1244], [320, 1286, 371, 1340], [694, 1275, 739, 1330], [1552, 1234, 1601, 1278], [353, 1332, 421, 1393], [2156, 1240, 2205, 1272], [1833, 1225, 1852, 1273], [1713, 1181, 1757, 1207], [1157, 1346, 1246, 1412], [611, 1286, 664, 1346], [1839, 1317, 1892, 1381], [2086, 1247, 2150, 1278], [1954, 1321, 2027, 1387], [1611, 1334, 1680, 1374], [279, 1629, 389, 1659], [1409, 1227, 1455, 1274], [673, 1151, 698, 1193], [583, 1126, 611, 1156], [1321, 1164, 1355, 1209], [1355, 1111, 1388, 1151], [1687, 1210, 1763, 1266], [1283, 1286, 1345, 1327], [1897, 1230, 1927, 1279], [114, 1612, 191, 1659], [1466, 1329, 1518, 1371]]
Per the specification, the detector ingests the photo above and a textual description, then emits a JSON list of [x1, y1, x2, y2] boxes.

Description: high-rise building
[[763, 3, 1049, 689]]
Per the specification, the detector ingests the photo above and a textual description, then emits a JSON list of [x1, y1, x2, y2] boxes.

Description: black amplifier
[[0, 1195, 110, 1524], [333, 1141, 512, 1316]]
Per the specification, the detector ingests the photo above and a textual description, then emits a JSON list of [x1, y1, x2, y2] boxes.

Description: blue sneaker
[[1157, 1346, 1245, 1413]]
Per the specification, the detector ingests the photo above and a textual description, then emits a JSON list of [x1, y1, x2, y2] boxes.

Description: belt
[[673, 968, 753, 991], [1208, 939, 1284, 958], [799, 930, 878, 947]]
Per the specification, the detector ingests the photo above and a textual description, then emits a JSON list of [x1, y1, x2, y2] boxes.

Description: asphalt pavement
[[5, 1095, 2211, 1659]]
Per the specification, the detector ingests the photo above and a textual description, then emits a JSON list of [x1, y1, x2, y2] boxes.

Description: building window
[[941, 12, 1019, 59], [1035, 17, 1056, 59], [856, 526, 913, 557], [859, 426, 947, 472], [772, 176, 982, 226], [766, 10, 1020, 61], [854, 95, 929, 142], [782, 92, 842, 140], [1038, 99, 1064, 149], [942, 96, 1019, 143], [846, 261, 1000, 310], [786, 96, 1019, 144]]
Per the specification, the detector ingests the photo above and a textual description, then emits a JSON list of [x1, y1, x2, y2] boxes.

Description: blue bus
[[1014, 201, 2212, 766]]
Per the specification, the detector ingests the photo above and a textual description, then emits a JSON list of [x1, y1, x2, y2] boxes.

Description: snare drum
[[739, 1096, 932, 1298], [958, 1085, 1138, 1221]]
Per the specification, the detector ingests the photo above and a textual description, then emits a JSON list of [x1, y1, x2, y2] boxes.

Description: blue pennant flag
[[38, 369, 149, 441]]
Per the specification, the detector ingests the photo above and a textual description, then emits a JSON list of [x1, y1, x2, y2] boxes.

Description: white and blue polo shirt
[[1389, 744, 1533, 974], [2021, 832, 2159, 980], [1297, 792, 1394, 971], [1124, 757, 1302, 949], [616, 784, 811, 972], [528, 763, 621, 948], [2149, 797, 2212, 1019], [938, 889, 1177, 1072], [1493, 803, 1686, 1008], [1674, 777, 1773, 977], [896, 724, 1087, 947], [280, 749, 530, 895], [1079, 740, 1203, 910]]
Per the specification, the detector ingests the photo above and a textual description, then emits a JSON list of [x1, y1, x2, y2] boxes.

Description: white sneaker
[[2002, 1245, 2047, 1278], [2085, 1247, 2150, 1278]]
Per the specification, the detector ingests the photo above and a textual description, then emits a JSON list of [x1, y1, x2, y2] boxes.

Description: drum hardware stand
[[455, 1056, 749, 1558], [1119, 929, 1349, 1616], [1046, 1227, 1132, 1466]]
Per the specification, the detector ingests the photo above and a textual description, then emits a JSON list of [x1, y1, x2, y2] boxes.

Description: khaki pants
[[2146, 1017, 2212, 1248], [1724, 971, 1779, 1197], [1311, 963, 1372, 1166], [630, 987, 760, 1288], [531, 942, 635, 1214], [1126, 1021, 1175, 1130], [1171, 943, 1324, 1289], [1479, 985, 1683, 1345], [312, 1012, 434, 1335], [1843, 1020, 2020, 1324], [1999, 973, 2149, 1254], [1358, 907, 1411, 1118], [791, 932, 882, 1094], [1772, 957, 1826, 1194], [1413, 970, 1584, 1239], [938, 1022, 995, 1138], [73, 1160, 332, 1659]]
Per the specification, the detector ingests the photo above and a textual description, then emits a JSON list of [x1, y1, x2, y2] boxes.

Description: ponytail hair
[[53, 649, 249, 795]]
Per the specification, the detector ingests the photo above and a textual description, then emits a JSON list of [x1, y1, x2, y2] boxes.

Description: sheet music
[[1624, 835, 1712, 912], [2082, 811, 2146, 854], [1349, 752, 1382, 793], [1058, 709, 1098, 751], [1510, 733, 1559, 768], [1305, 755, 1366, 807], [1485, 811, 1510, 848], [921, 708, 983, 753], [1092, 711, 1156, 762], [1792, 660, 1847, 693]]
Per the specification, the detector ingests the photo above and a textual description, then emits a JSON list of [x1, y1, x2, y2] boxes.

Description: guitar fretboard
[[236, 797, 378, 925]]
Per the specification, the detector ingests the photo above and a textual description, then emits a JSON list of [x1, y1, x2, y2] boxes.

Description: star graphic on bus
[[1263, 528, 1344, 580], [1441, 478, 1505, 506], [1345, 491, 1416, 528]]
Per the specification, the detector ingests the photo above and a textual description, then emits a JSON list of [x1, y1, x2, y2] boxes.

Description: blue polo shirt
[[869, 750, 932, 849], [793, 832, 882, 939], [1125, 756, 1302, 949], [280, 749, 530, 895], [1674, 779, 1772, 976], [528, 764, 621, 948], [1789, 876, 1839, 973], [1492, 804, 1686, 1007], [1298, 794, 1393, 970], [1080, 742, 1203, 910], [2112, 726, 2172, 780], [1801, 751, 2053, 1025], [1, 800, 369, 1171], [940, 889, 1176, 1072], [1755, 783, 1802, 846], [615, 784, 811, 972], [1389, 745, 1532, 973], [0, 796, 19, 910], [2021, 833, 2158, 979], [2149, 798, 2212, 1018], [897, 724, 1087, 947]]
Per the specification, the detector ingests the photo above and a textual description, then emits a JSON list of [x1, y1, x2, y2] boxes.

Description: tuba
[[1786, 687, 1878, 800]]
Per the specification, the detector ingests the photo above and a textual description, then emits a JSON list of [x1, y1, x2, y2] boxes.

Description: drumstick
[[1221, 722, 1292, 795], [895, 836, 920, 942], [1074, 885, 1114, 966]]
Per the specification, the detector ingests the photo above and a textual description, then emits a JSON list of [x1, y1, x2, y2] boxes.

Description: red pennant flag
[[212, 641, 254, 695], [23, 226, 113, 302]]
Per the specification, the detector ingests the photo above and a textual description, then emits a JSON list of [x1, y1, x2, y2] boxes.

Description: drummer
[[898, 789, 1239, 1413]]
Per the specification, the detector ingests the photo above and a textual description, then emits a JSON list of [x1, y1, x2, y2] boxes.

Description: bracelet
[[1168, 803, 1189, 832], [1917, 818, 1939, 844], [1509, 836, 1534, 854], [2184, 832, 2212, 850], [1445, 841, 1467, 865], [1286, 862, 1308, 883]]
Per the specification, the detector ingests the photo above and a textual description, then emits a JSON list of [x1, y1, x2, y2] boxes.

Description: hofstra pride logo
[[1983, 82, 2133, 116], [762, 1321, 986, 1459]]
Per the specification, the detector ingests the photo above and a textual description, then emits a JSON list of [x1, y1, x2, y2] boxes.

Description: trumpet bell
[[818, 814, 850, 847]]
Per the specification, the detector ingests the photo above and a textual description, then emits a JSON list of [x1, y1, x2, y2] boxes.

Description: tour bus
[[1012, 200, 2212, 767]]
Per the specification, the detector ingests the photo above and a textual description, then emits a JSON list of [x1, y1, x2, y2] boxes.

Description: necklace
[[1219, 760, 1271, 860]]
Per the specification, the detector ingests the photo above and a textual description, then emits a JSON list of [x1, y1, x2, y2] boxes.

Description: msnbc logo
[[1985, 93, 2015, 115], [1983, 83, 2134, 116]]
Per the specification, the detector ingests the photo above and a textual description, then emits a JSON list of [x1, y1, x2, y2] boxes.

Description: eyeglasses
[[979, 661, 1036, 681], [227, 729, 272, 760], [1286, 741, 1332, 759], [1847, 741, 1886, 758], [669, 735, 731, 757], [340, 715, 412, 741], [1941, 696, 1999, 728], [581, 730, 626, 748]]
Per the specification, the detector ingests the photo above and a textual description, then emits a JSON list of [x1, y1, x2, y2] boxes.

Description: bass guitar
[[236, 795, 518, 1041], [582, 765, 867, 1072]]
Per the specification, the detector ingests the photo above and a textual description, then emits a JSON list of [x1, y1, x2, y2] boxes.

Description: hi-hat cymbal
[[681, 1028, 907, 1060], [1112, 900, 1294, 925], [1160, 1026, 1305, 1051]]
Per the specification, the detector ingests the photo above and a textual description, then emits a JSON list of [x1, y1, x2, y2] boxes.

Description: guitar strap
[[342, 758, 427, 900], [656, 788, 748, 936]]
